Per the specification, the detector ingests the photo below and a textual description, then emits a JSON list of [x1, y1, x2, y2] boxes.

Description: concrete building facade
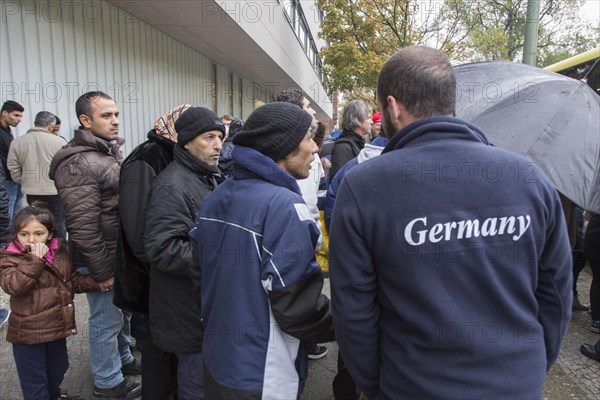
[[0, 0, 332, 152]]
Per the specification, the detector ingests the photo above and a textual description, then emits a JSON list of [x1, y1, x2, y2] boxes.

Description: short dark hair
[[54, 116, 61, 125], [75, 91, 112, 125], [1, 100, 24, 114], [275, 88, 305, 108], [34, 111, 58, 127], [377, 46, 456, 118], [221, 114, 233, 121], [313, 122, 326, 149], [12, 201, 57, 237]]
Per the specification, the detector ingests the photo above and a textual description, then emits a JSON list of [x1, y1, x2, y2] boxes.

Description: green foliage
[[317, 0, 468, 94], [317, 0, 598, 95]]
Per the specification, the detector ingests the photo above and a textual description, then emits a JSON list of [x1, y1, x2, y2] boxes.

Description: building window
[[283, 0, 296, 29], [284, 0, 323, 82]]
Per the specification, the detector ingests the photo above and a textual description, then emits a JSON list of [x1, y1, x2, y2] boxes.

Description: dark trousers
[[142, 321, 179, 400], [590, 258, 600, 321], [130, 312, 146, 344], [12, 339, 69, 400], [175, 352, 204, 400], [26, 195, 67, 240], [573, 250, 587, 297], [333, 352, 358, 400]]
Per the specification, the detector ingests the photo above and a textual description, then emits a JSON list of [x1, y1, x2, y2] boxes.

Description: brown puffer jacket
[[49, 130, 124, 282], [0, 242, 100, 344]]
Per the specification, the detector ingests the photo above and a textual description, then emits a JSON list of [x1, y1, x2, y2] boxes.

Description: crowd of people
[[0, 45, 594, 400]]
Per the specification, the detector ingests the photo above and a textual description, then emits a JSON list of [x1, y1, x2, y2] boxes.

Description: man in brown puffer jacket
[[49, 91, 141, 399]]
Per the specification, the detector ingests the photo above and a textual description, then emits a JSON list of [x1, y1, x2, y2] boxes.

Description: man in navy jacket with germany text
[[329, 46, 572, 399]]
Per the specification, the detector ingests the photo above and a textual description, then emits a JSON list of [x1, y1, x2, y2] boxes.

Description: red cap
[[372, 112, 382, 124]]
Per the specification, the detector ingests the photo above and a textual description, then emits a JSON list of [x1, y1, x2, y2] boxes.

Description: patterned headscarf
[[153, 104, 192, 141]]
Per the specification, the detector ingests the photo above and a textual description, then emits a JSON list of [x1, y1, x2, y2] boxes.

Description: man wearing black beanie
[[190, 102, 335, 399], [144, 106, 225, 399]]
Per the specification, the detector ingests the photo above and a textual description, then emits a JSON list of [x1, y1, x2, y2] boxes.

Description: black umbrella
[[455, 61, 600, 212]]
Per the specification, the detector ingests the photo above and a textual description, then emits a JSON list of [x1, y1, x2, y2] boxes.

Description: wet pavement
[[1, 272, 599, 399]]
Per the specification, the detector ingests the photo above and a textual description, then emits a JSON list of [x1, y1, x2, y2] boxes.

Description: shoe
[[573, 298, 589, 311], [591, 320, 600, 333], [580, 343, 600, 361], [121, 358, 142, 376], [307, 343, 328, 360], [0, 308, 10, 327], [59, 390, 83, 399], [93, 377, 142, 398]]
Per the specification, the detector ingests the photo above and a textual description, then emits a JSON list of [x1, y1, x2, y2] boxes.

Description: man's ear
[[385, 95, 403, 128], [79, 114, 92, 130], [387, 95, 413, 129]]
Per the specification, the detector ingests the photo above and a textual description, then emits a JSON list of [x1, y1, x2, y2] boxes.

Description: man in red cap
[[368, 111, 382, 143]]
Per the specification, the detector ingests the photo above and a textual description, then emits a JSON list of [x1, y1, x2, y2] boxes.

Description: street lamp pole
[[522, 0, 541, 66]]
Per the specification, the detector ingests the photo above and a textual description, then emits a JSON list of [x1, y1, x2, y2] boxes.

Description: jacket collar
[[147, 129, 176, 149], [231, 145, 301, 195], [72, 129, 125, 158], [173, 145, 222, 179], [339, 129, 364, 142], [383, 116, 490, 154], [25, 127, 53, 135]]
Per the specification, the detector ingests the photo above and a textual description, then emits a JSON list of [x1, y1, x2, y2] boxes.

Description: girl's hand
[[27, 242, 49, 258]]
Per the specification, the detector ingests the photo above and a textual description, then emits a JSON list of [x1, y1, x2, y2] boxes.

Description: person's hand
[[98, 277, 115, 292], [321, 157, 332, 172], [27, 242, 49, 259]]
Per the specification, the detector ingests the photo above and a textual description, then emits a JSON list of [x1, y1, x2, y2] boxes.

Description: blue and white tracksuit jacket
[[190, 145, 334, 400]]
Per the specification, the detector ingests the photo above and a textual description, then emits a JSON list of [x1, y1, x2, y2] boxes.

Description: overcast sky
[[580, 0, 600, 24]]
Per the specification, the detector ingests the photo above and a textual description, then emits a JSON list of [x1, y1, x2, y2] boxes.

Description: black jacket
[[113, 131, 175, 314], [144, 145, 224, 354], [328, 130, 364, 181], [0, 123, 14, 181]]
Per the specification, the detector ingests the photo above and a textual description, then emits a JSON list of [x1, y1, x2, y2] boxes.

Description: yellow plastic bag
[[316, 210, 329, 273]]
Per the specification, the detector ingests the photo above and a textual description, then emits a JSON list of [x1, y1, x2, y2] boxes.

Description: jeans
[[121, 310, 133, 354], [176, 352, 204, 400], [6, 180, 25, 223], [13, 339, 68, 400], [26, 194, 67, 240], [79, 266, 134, 389]]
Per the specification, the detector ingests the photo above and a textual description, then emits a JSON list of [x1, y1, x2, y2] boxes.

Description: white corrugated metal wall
[[0, 0, 257, 154]]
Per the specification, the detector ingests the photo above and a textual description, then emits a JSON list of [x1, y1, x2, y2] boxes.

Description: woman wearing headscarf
[[114, 104, 191, 400]]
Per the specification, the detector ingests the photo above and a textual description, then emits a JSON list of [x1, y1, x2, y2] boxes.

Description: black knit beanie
[[233, 102, 314, 161], [175, 107, 226, 146]]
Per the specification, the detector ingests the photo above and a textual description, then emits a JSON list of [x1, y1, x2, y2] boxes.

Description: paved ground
[[1, 271, 599, 399]]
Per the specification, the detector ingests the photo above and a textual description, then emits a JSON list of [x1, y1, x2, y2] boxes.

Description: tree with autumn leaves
[[317, 0, 599, 99]]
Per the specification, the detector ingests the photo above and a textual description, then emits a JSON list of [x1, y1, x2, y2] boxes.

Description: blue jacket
[[191, 146, 334, 399], [324, 143, 384, 230], [329, 116, 572, 399]]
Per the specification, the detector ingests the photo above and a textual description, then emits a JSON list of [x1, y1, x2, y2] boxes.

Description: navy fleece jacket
[[330, 116, 572, 399]]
